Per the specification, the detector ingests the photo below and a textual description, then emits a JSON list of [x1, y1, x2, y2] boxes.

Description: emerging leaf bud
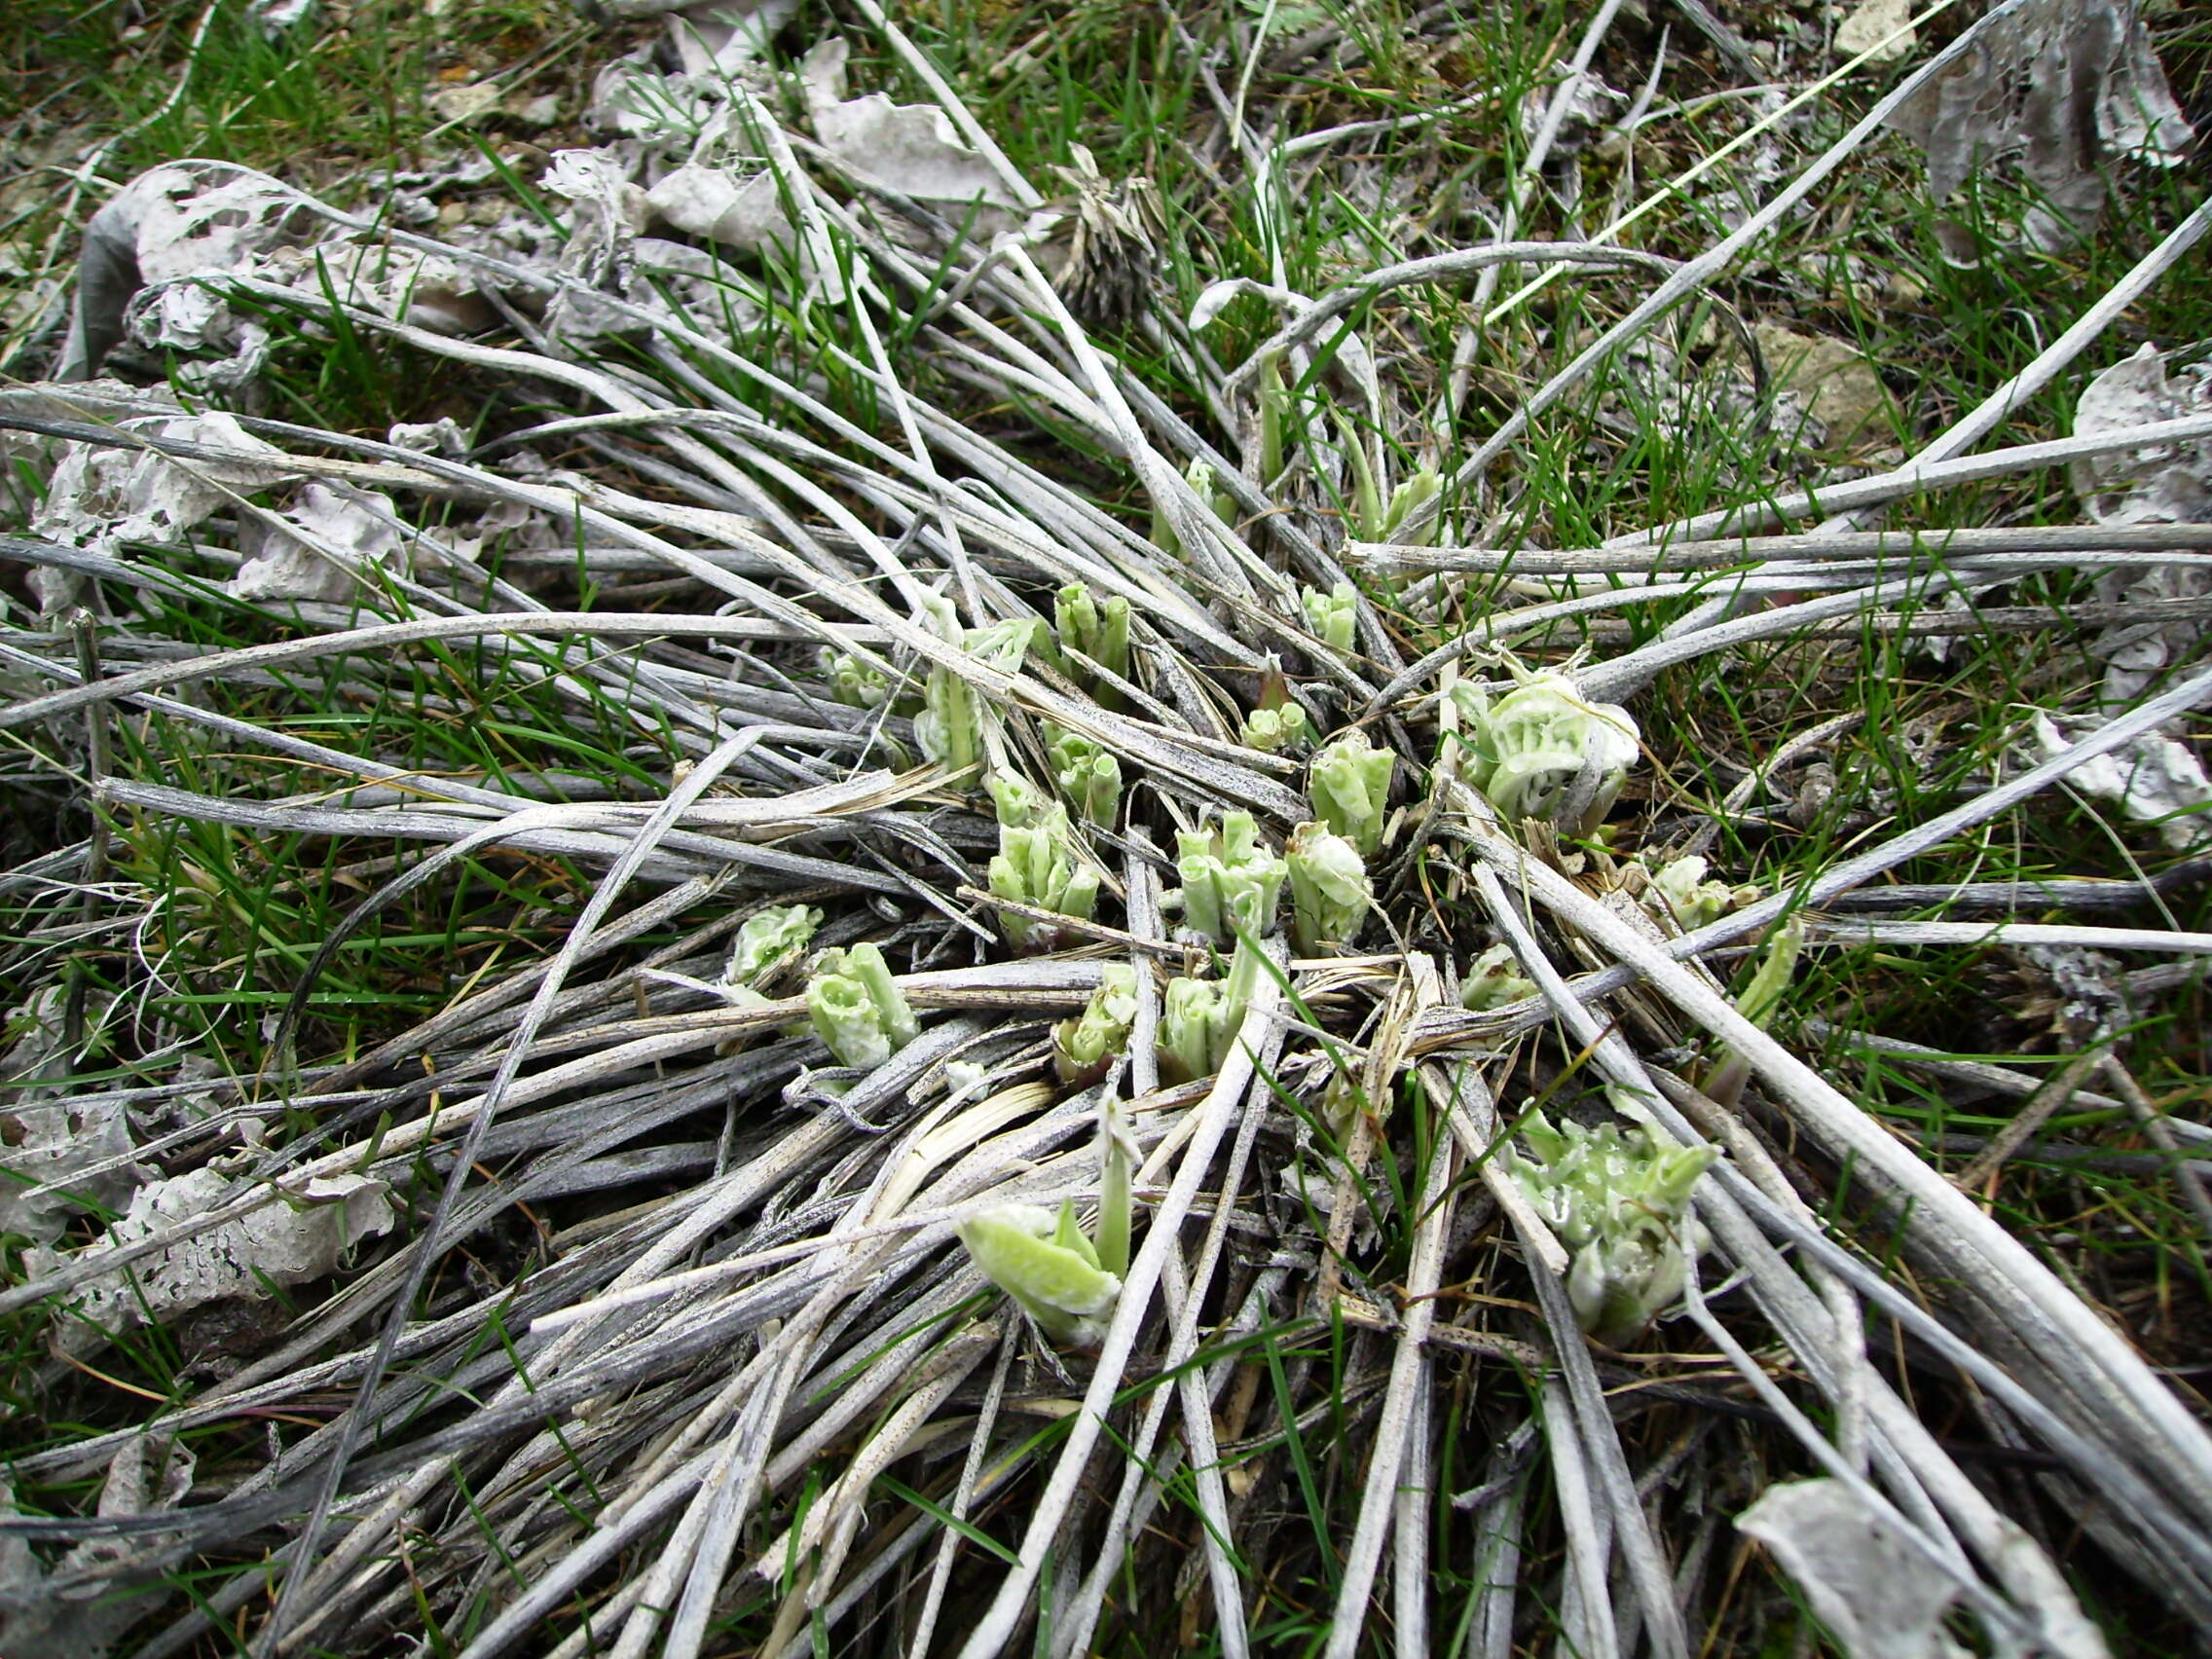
[[1308, 728, 1395, 859], [955, 1199, 1122, 1347], [804, 943, 919, 1070], [1285, 821, 1370, 956]]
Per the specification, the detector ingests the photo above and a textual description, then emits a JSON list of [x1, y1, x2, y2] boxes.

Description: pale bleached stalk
[[259, 728, 764, 1651], [1541, 1375, 1618, 1659], [1323, 1132, 1456, 1659], [906, 1328, 1019, 1659], [952, 958, 1286, 1659], [1392, 1380, 1433, 1659], [1348, 522, 2212, 575], [1803, 918, 2212, 956]]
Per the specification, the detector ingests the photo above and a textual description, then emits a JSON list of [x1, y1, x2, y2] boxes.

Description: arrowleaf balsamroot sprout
[[822, 650, 894, 710], [986, 773, 1102, 952], [1635, 853, 1759, 933], [1300, 581, 1359, 652], [1045, 722, 1123, 826], [1171, 810, 1286, 945], [727, 903, 822, 984], [1241, 702, 1309, 754], [1512, 1107, 1715, 1347], [1308, 728, 1395, 859], [1160, 938, 1267, 1085], [805, 943, 920, 1070], [1454, 667, 1640, 837], [915, 605, 1036, 774], [1460, 941, 1537, 1012], [1285, 821, 1369, 956], [954, 1200, 1123, 1347], [1052, 964, 1138, 1087], [1053, 583, 1130, 708]]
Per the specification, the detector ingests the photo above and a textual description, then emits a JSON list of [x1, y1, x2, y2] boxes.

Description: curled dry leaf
[[646, 164, 791, 249], [26, 1167, 397, 1354], [663, 0, 801, 78], [0, 1439, 196, 1659], [232, 480, 410, 603], [0, 987, 147, 1245], [1736, 1479, 1969, 1659], [1886, 0, 2194, 258], [56, 164, 309, 380], [2072, 344, 2212, 702], [2032, 714, 2212, 850], [31, 412, 292, 565]]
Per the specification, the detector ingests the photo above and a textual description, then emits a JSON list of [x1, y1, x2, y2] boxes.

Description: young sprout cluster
[[959, 1051, 1138, 1347], [805, 943, 919, 1070], [637, 903, 821, 1021], [1152, 457, 1241, 557], [1321, 1064, 1373, 1140], [821, 650, 893, 711], [1301, 581, 1358, 652], [1053, 583, 1130, 708], [1636, 853, 1758, 934], [1172, 810, 1286, 944], [954, 1199, 1123, 1347], [1512, 1108, 1714, 1347], [1241, 702, 1309, 755], [985, 774, 1101, 953], [726, 903, 822, 985], [914, 605, 1035, 774], [1285, 821, 1369, 956], [1375, 466, 1442, 546], [1045, 722, 1122, 826], [1460, 942, 1537, 1012], [1342, 424, 1443, 547], [1454, 669, 1640, 837], [1309, 728, 1394, 859], [1160, 937, 1267, 1085], [1052, 964, 1138, 1086]]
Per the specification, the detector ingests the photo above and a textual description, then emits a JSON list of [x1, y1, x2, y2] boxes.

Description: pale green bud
[[1736, 918, 1801, 1031], [915, 609, 1035, 775], [1379, 466, 1442, 547], [1460, 942, 1537, 1012], [1257, 358, 1286, 485], [986, 771, 1051, 831], [1172, 810, 1286, 944], [1241, 702, 1310, 755], [1044, 723, 1123, 826], [1285, 821, 1369, 956], [821, 650, 892, 710], [726, 904, 822, 986], [1158, 939, 1265, 1084], [1321, 1065, 1373, 1140], [1638, 854, 1756, 935], [1054, 583, 1131, 696], [1300, 581, 1359, 652], [1512, 1111, 1714, 1346], [1151, 460, 1239, 557], [1053, 963, 1139, 1086], [806, 942, 919, 1069], [1308, 728, 1395, 859], [1453, 671, 1639, 837], [986, 784, 1100, 953], [955, 1199, 1122, 1346]]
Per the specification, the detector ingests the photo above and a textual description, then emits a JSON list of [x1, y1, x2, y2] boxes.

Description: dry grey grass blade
[[7, 8, 2211, 1656]]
